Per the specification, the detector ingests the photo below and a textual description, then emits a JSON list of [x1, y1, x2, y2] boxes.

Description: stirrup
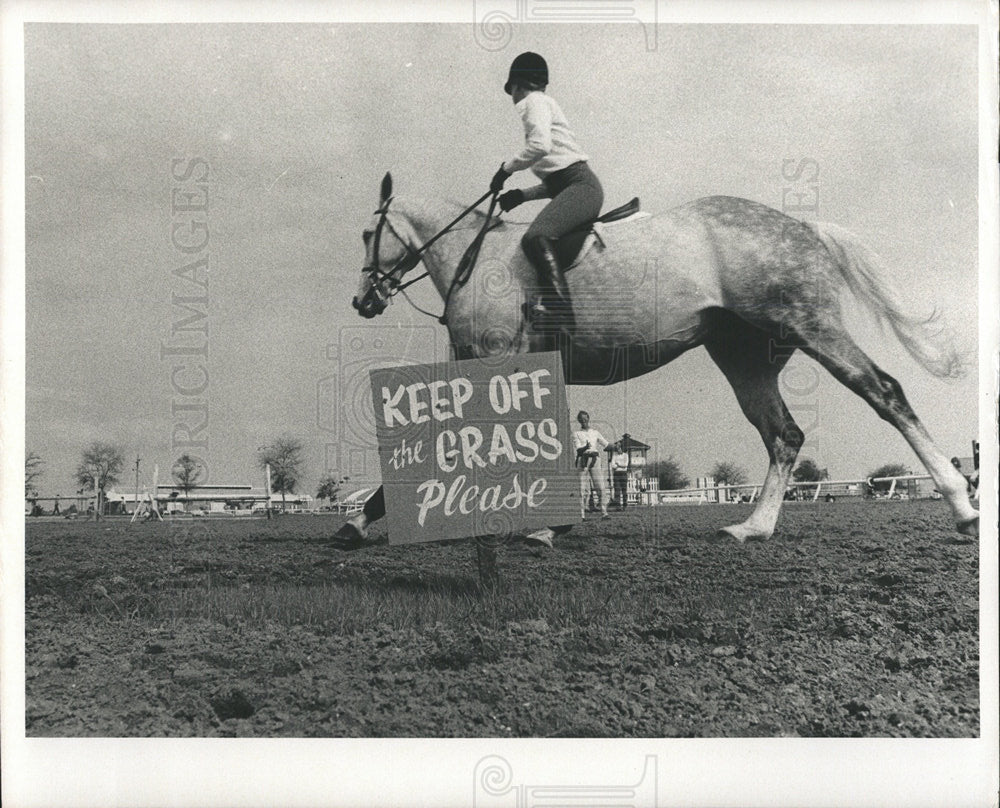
[[527, 300, 572, 331]]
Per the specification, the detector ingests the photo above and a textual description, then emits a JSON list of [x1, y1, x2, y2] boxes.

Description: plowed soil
[[24, 500, 979, 737]]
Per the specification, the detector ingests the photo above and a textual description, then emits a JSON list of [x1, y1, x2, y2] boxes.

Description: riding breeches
[[523, 161, 604, 245]]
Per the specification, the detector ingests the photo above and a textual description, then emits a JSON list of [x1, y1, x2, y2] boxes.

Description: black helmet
[[504, 52, 548, 95]]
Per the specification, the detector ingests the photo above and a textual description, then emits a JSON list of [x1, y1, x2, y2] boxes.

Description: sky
[[23, 22, 981, 499]]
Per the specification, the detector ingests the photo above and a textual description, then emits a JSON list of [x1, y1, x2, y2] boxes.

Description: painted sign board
[[369, 352, 580, 544]]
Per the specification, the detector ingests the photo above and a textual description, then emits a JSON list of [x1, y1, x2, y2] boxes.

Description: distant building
[[814, 481, 864, 499], [107, 484, 314, 514]]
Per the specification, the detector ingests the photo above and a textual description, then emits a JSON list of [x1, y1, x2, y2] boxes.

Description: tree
[[793, 457, 829, 496], [711, 461, 748, 487], [25, 451, 43, 497], [258, 437, 305, 512], [867, 462, 910, 494], [75, 442, 125, 519], [792, 458, 828, 482], [646, 457, 690, 490], [317, 473, 349, 505], [172, 454, 205, 511]]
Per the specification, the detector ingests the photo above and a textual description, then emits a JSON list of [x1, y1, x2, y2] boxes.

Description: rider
[[490, 52, 604, 331]]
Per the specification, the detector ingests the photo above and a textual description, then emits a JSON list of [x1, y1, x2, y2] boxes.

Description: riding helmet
[[504, 52, 548, 95]]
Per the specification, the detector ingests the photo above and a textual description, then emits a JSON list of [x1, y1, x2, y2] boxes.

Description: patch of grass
[[126, 575, 695, 635], [54, 562, 806, 644]]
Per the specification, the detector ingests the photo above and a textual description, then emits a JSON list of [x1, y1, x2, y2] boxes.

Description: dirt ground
[[24, 500, 979, 737]]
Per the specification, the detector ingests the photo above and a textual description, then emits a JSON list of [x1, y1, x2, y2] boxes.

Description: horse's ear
[[380, 172, 393, 204]]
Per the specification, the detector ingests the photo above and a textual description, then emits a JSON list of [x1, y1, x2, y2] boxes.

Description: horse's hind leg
[[704, 313, 802, 542], [797, 328, 979, 535]]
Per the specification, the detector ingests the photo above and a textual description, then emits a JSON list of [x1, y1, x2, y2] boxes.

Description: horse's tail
[[808, 221, 967, 379]]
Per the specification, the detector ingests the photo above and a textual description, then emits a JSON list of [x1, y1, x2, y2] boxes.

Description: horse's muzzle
[[353, 292, 386, 319]]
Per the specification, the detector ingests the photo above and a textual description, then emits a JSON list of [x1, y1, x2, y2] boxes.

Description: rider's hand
[[498, 189, 524, 212], [490, 163, 511, 193]]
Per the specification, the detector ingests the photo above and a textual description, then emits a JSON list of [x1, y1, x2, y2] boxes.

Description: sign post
[[370, 352, 580, 549]]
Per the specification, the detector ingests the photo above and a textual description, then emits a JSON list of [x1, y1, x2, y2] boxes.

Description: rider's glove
[[490, 163, 511, 193], [498, 189, 525, 212]]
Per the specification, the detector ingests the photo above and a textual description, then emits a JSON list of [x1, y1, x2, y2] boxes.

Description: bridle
[[357, 189, 498, 324], [359, 198, 424, 302]]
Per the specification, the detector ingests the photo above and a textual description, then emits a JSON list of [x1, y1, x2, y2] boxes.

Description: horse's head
[[353, 172, 422, 319]]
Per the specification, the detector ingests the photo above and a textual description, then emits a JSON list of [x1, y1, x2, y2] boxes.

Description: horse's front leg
[[332, 487, 385, 548]]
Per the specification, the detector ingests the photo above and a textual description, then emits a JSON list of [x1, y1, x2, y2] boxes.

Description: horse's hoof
[[717, 524, 770, 544], [330, 522, 366, 551], [523, 528, 554, 548], [957, 515, 979, 537], [715, 527, 747, 544]]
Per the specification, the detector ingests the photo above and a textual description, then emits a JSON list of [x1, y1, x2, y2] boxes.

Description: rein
[[364, 189, 498, 325]]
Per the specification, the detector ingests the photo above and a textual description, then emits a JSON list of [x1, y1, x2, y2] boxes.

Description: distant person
[[52, 495, 60, 515], [572, 410, 609, 518], [609, 442, 630, 510]]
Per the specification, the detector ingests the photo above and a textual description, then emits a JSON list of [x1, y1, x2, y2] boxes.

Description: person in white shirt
[[489, 52, 604, 332], [609, 442, 631, 510], [572, 410, 609, 518]]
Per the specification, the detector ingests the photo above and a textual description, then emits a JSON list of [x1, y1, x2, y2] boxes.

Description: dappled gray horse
[[339, 173, 977, 546]]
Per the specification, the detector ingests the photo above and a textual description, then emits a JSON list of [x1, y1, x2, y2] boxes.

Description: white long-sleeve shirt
[[610, 452, 630, 473], [502, 91, 589, 178]]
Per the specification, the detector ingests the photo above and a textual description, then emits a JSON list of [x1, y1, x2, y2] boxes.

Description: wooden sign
[[369, 352, 580, 544]]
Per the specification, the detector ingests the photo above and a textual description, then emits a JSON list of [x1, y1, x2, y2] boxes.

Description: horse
[[338, 172, 978, 546]]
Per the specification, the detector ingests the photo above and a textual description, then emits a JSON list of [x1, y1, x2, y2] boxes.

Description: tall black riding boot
[[524, 235, 575, 331]]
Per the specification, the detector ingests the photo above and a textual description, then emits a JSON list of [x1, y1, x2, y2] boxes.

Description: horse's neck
[[396, 196, 484, 295]]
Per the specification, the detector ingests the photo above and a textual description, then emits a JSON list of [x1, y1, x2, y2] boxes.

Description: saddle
[[589, 196, 642, 226], [555, 197, 643, 269]]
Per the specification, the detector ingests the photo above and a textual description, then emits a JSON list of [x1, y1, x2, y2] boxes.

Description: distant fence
[[639, 474, 959, 506], [28, 474, 973, 519], [24, 496, 368, 518]]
